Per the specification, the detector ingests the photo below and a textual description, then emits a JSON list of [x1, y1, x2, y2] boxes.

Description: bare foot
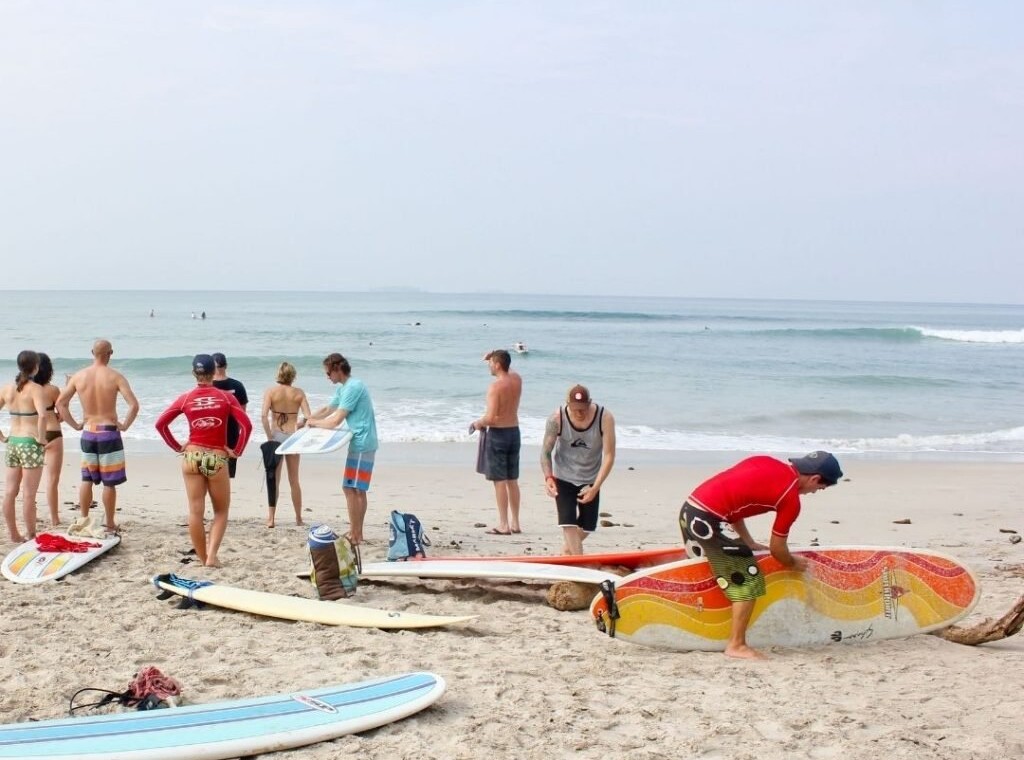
[[724, 644, 767, 660], [266, 520, 276, 528], [10, 534, 27, 544], [295, 519, 305, 527], [204, 559, 222, 568]]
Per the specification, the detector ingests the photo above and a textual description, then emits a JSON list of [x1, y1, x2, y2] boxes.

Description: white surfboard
[[0, 671, 445, 760], [275, 425, 353, 456], [153, 574, 476, 629], [298, 560, 617, 585], [2, 533, 120, 584]]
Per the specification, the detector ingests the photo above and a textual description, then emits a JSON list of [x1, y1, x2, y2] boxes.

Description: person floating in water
[[149, 309, 155, 318], [201, 311, 206, 320]]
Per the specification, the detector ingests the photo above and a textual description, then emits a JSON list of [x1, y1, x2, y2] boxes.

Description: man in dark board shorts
[[211, 353, 249, 478], [470, 349, 523, 535]]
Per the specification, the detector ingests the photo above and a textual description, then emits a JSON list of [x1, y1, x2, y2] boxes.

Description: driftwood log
[[933, 595, 1024, 645]]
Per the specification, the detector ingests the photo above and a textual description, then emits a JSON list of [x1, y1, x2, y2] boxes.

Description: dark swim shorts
[[679, 501, 766, 603], [554, 478, 600, 532], [483, 426, 520, 482]]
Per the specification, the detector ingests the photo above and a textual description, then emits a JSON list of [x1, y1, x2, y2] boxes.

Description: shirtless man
[[57, 340, 140, 531], [470, 349, 523, 535]]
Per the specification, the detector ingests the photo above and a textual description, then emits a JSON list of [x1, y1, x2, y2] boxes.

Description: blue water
[[2, 291, 1022, 457]]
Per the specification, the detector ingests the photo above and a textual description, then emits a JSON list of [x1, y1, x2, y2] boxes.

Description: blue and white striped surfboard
[[275, 425, 353, 456], [0, 671, 445, 760]]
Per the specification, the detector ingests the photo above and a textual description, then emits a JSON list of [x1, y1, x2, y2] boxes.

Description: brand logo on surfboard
[[292, 694, 338, 713], [880, 566, 908, 620]]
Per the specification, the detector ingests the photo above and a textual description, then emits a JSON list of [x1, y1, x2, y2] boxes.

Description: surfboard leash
[[596, 579, 620, 638], [152, 573, 214, 609]]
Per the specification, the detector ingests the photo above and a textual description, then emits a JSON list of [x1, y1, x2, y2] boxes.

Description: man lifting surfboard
[[679, 450, 843, 660]]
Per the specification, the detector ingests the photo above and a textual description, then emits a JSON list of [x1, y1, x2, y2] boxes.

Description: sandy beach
[[1, 444, 1022, 759]]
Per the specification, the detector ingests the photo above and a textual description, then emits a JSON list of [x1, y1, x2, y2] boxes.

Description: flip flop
[[485, 528, 511, 535], [511, 529, 522, 534]]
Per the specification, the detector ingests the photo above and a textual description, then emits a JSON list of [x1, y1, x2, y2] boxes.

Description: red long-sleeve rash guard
[[155, 385, 253, 454]]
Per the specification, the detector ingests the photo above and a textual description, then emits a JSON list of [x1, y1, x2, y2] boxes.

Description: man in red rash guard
[[155, 354, 253, 567], [679, 451, 843, 660]]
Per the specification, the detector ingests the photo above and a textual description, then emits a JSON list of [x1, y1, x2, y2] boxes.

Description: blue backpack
[[387, 510, 430, 561]]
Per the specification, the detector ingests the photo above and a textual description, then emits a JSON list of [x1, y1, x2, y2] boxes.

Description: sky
[[2, 2, 1022, 303]]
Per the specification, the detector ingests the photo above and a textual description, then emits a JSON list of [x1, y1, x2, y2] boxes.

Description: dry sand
[[1, 443, 1022, 759]]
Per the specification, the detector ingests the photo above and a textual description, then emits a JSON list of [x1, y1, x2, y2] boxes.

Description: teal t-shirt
[[330, 377, 378, 453]]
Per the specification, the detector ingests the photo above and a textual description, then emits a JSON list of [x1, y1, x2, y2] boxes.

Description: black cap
[[193, 354, 215, 374], [788, 451, 843, 486], [211, 352, 227, 368]]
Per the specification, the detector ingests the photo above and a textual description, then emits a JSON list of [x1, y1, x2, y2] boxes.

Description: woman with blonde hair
[[34, 353, 64, 527], [0, 350, 51, 542], [155, 354, 252, 567], [261, 361, 311, 528]]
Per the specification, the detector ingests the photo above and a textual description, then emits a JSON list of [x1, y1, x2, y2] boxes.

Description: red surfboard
[[429, 546, 686, 569]]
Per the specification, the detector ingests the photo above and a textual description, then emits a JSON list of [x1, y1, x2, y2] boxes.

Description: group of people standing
[[0, 341, 378, 570]]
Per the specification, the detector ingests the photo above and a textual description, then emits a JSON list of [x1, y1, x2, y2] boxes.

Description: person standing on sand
[[57, 340, 139, 532], [306, 353, 378, 546], [540, 384, 616, 554], [261, 362, 312, 528], [211, 353, 248, 480], [0, 351, 53, 543], [679, 451, 842, 660], [470, 349, 523, 535], [34, 353, 65, 527], [155, 354, 253, 567]]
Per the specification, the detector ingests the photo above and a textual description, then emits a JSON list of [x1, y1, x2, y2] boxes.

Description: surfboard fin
[[596, 579, 620, 638]]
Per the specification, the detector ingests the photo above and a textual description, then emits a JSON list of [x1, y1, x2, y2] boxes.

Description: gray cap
[[788, 451, 843, 486]]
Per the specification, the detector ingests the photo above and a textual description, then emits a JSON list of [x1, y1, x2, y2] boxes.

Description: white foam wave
[[912, 326, 1024, 344], [69, 405, 1024, 456]]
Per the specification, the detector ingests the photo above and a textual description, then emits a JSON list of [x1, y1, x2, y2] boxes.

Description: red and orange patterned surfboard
[[590, 546, 979, 650]]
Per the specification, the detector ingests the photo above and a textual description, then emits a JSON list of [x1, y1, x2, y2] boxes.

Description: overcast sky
[[2, 2, 1021, 303]]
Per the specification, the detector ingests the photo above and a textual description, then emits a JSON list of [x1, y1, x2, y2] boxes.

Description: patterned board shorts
[[343, 449, 375, 492], [5, 437, 44, 469], [80, 425, 127, 486], [679, 501, 766, 603]]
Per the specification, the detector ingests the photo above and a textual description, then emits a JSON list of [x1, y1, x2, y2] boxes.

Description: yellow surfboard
[[153, 574, 476, 629]]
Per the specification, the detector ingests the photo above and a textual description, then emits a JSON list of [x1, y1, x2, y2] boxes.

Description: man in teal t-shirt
[[306, 353, 378, 545]]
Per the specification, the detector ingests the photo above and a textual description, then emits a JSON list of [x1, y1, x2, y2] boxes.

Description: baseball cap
[[788, 451, 843, 486], [192, 354, 215, 374], [567, 384, 591, 404], [211, 352, 227, 368]]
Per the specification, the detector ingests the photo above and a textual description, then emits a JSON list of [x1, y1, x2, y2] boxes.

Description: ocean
[[2, 291, 1023, 460]]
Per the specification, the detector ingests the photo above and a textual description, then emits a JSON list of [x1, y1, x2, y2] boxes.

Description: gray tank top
[[552, 405, 604, 484]]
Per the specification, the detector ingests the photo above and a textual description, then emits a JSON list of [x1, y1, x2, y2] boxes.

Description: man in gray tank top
[[540, 384, 617, 554]]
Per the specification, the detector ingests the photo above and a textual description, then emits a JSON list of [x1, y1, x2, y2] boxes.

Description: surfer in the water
[[306, 353, 378, 546], [678, 451, 843, 660], [154, 354, 253, 567]]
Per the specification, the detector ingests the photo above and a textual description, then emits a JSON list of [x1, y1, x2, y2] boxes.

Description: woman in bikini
[[261, 362, 312, 528], [0, 350, 51, 543], [155, 354, 253, 567], [34, 353, 64, 527]]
